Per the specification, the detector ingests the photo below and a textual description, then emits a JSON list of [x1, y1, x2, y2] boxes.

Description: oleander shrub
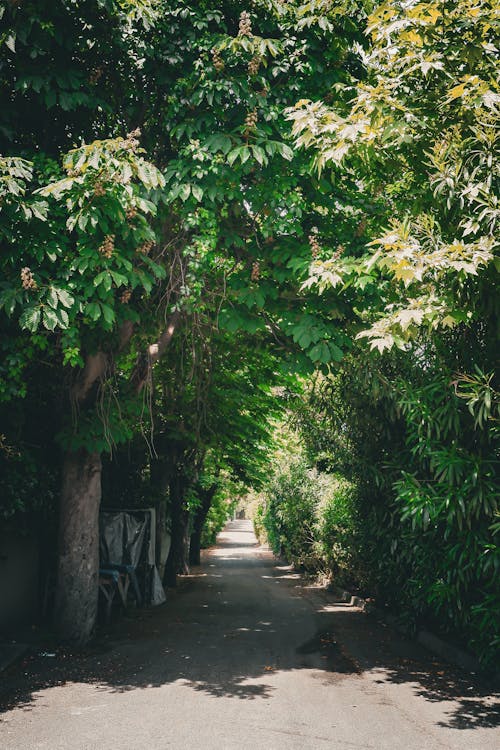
[[258, 455, 362, 581], [315, 475, 361, 586]]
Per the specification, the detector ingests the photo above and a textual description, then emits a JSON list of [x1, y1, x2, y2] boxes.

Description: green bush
[[263, 457, 319, 569], [247, 492, 267, 545], [287, 355, 499, 668], [315, 475, 361, 586], [254, 348, 499, 669], [200, 493, 235, 548], [257, 455, 361, 582]]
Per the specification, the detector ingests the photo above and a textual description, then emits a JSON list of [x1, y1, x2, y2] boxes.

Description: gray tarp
[[99, 508, 165, 606], [123, 512, 147, 568], [100, 512, 124, 567], [151, 565, 166, 606]]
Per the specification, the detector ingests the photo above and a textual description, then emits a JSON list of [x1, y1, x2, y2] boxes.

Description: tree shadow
[[0, 522, 498, 734], [308, 607, 499, 730]]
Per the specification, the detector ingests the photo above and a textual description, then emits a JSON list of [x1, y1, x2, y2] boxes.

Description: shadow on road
[[0, 521, 498, 733]]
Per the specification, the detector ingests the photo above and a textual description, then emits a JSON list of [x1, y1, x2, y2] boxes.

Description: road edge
[[329, 586, 499, 685]]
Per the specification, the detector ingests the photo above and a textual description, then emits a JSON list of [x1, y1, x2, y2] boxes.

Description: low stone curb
[[332, 586, 499, 683], [416, 630, 482, 674]]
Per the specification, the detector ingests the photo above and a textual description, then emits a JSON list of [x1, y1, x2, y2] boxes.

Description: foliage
[[0, 0, 367, 484], [1, 135, 164, 337], [200, 488, 237, 548], [262, 454, 319, 567], [315, 474, 360, 581], [290, 0, 499, 351], [273, 0, 500, 668], [0, 0, 498, 663], [256, 442, 361, 584], [280, 347, 499, 667]]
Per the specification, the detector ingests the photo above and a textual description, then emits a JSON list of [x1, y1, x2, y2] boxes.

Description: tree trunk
[[179, 509, 191, 574], [55, 449, 102, 645], [189, 484, 217, 566], [51, 314, 178, 644], [189, 524, 203, 567], [164, 473, 190, 587], [150, 454, 171, 577]]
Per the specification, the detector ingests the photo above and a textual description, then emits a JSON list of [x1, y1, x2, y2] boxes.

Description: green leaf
[[110, 271, 128, 287], [309, 341, 331, 364], [207, 184, 220, 201], [206, 134, 232, 155], [192, 185, 204, 202], [31, 202, 48, 221], [328, 342, 343, 362], [227, 146, 251, 166], [94, 271, 112, 291], [0, 290, 17, 317], [19, 306, 41, 332], [78, 213, 89, 231], [55, 307, 69, 328], [251, 145, 267, 166], [219, 310, 243, 332], [55, 288, 75, 308], [240, 146, 251, 164], [42, 307, 59, 331], [100, 303, 115, 326], [296, 330, 312, 348], [135, 269, 153, 293], [227, 148, 241, 167], [86, 301, 101, 321], [46, 287, 59, 309], [275, 142, 294, 161]]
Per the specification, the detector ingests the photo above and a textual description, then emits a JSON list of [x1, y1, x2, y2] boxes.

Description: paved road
[[1, 520, 498, 749]]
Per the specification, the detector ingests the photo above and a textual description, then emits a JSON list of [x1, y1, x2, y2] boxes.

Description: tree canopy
[[0, 0, 498, 662]]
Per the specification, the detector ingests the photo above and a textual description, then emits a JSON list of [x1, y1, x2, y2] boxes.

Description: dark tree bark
[[179, 509, 191, 575], [53, 347, 111, 645], [53, 315, 180, 645], [189, 484, 217, 566], [164, 472, 190, 587], [55, 448, 102, 644], [132, 311, 181, 393]]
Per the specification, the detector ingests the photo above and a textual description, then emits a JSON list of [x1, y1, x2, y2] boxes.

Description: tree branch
[[71, 320, 135, 404], [148, 309, 181, 365], [133, 309, 182, 393]]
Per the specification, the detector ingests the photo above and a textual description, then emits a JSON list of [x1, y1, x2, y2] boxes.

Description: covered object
[[99, 508, 166, 606]]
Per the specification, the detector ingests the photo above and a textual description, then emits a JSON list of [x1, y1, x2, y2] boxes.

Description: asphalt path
[[0, 520, 498, 749]]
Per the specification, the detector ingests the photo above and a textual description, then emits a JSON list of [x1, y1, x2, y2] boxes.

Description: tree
[[282, 0, 499, 665], [289, 0, 499, 350], [0, 135, 173, 641], [151, 313, 289, 585], [1, 0, 368, 642]]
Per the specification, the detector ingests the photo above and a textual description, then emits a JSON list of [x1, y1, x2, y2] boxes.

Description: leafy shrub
[[256, 454, 362, 582], [247, 491, 267, 545], [286, 354, 499, 668], [315, 475, 361, 586], [262, 457, 319, 569], [200, 493, 235, 548]]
